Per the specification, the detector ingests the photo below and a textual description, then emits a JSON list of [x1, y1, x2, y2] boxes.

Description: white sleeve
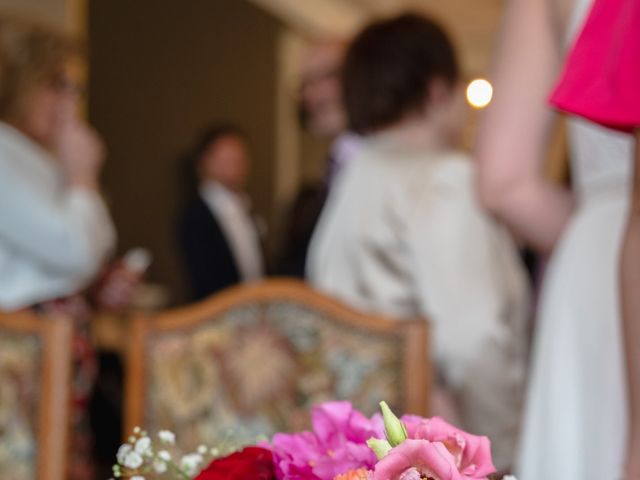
[[407, 165, 510, 389], [0, 170, 116, 279]]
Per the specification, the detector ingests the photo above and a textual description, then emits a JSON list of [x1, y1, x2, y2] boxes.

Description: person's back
[[312, 139, 528, 307], [307, 13, 530, 470], [309, 137, 529, 469]]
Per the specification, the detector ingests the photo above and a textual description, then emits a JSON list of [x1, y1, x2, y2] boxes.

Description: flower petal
[[373, 439, 463, 480]]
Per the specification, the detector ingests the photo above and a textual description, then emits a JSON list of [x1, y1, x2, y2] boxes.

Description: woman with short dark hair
[[343, 14, 458, 135], [0, 14, 116, 479], [308, 13, 529, 470]]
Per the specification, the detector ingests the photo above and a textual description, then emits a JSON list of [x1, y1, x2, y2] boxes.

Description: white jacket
[[308, 137, 529, 469], [0, 122, 116, 310]]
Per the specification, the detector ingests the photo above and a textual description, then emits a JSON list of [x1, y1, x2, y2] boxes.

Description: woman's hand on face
[[54, 118, 105, 190]]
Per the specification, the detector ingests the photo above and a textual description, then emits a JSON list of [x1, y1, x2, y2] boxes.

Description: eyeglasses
[[48, 75, 85, 96]]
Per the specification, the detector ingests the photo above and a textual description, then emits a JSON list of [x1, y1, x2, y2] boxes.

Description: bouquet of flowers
[[111, 401, 516, 480]]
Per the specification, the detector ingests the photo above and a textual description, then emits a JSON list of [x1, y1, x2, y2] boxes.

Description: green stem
[[166, 460, 192, 480]]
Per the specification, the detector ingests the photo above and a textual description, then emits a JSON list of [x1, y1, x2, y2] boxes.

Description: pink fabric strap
[[550, 0, 640, 132]]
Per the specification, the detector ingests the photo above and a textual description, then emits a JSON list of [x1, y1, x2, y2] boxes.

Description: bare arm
[[623, 131, 640, 478], [475, 0, 574, 254]]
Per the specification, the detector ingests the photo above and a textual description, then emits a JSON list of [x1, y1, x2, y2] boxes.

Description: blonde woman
[[0, 15, 115, 479]]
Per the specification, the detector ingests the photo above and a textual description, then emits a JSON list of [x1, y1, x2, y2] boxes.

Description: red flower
[[195, 447, 276, 480]]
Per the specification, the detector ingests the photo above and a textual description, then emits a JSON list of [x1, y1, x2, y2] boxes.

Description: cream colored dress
[[308, 137, 530, 469], [515, 1, 634, 475]]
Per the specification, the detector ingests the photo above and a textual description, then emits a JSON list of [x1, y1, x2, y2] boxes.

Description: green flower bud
[[379, 401, 407, 447], [367, 437, 392, 460]]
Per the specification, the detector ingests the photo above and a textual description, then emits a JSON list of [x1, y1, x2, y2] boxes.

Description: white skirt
[[516, 193, 628, 478]]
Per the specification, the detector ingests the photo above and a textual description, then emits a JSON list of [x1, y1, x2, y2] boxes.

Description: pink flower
[[373, 417, 495, 480], [373, 439, 465, 480], [402, 416, 495, 477], [267, 401, 385, 480]]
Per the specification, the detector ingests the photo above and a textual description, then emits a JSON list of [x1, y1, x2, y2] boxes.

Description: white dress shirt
[[0, 122, 116, 310], [307, 137, 529, 469], [199, 181, 264, 282]]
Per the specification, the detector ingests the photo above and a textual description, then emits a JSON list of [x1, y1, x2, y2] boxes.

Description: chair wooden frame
[[0, 311, 73, 480], [126, 278, 430, 435]]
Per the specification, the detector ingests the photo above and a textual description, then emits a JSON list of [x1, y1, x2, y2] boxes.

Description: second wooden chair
[[125, 279, 430, 451]]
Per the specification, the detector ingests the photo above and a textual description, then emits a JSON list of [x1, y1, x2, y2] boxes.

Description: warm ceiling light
[[466, 78, 493, 109]]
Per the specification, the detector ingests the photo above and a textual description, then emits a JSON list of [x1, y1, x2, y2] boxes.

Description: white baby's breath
[[180, 453, 204, 476], [116, 444, 132, 465], [123, 451, 144, 469], [502, 476, 518, 480], [158, 430, 176, 445], [158, 449, 172, 462], [114, 426, 220, 479], [134, 436, 152, 456], [153, 457, 168, 474]]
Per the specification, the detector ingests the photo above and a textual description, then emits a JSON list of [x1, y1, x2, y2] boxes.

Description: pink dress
[[550, 0, 640, 131]]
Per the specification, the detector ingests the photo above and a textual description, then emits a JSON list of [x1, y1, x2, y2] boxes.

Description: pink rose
[[373, 417, 495, 480]]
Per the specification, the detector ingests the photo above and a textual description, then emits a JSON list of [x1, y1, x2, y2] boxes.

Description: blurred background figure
[[277, 39, 354, 278], [299, 39, 346, 142], [0, 14, 134, 480], [308, 13, 529, 471], [298, 38, 361, 183], [177, 125, 265, 301], [0, 17, 113, 309]]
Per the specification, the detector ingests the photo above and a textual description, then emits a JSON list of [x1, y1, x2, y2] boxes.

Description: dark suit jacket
[[276, 182, 327, 278], [177, 195, 241, 301]]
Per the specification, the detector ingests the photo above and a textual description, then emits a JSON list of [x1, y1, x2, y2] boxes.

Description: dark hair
[[342, 13, 459, 134], [180, 124, 246, 197], [191, 124, 245, 166]]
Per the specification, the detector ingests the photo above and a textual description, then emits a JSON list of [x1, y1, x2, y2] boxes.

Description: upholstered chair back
[[0, 312, 72, 480], [125, 280, 429, 451]]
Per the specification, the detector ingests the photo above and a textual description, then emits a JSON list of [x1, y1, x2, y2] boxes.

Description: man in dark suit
[[178, 125, 263, 301]]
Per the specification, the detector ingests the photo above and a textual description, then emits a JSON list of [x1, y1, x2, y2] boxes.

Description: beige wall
[[0, 0, 65, 26], [88, 0, 282, 303], [0, 0, 84, 33]]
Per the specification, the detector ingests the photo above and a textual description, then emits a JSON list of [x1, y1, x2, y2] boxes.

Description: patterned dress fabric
[[36, 297, 96, 480]]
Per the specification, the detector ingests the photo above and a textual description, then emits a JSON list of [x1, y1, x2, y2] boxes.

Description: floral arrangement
[[112, 401, 516, 480]]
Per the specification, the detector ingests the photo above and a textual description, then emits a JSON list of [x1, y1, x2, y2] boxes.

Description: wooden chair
[[0, 311, 73, 480], [125, 279, 430, 450]]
